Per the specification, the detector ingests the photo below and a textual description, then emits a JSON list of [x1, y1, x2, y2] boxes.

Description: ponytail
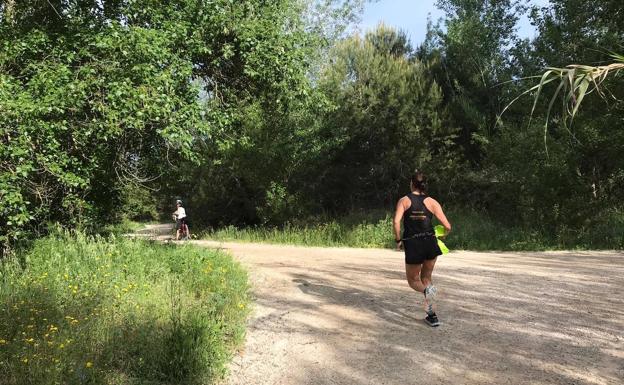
[[411, 170, 427, 194]]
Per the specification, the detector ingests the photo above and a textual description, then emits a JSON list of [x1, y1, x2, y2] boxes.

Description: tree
[[309, 25, 457, 211], [149, 0, 367, 227], [418, 0, 525, 165], [0, 0, 348, 248], [489, 0, 624, 233], [525, 0, 624, 205]]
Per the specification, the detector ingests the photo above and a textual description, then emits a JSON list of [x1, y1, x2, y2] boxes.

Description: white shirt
[[175, 207, 187, 219]]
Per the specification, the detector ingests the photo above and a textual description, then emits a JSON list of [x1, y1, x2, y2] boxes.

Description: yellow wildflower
[[85, 362, 93, 368], [21, 358, 28, 364], [0, 339, 7, 345]]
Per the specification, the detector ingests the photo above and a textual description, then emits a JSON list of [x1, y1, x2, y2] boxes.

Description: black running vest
[[403, 193, 434, 238]]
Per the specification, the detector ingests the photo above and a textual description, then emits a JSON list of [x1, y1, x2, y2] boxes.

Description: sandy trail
[[142, 225, 624, 385]]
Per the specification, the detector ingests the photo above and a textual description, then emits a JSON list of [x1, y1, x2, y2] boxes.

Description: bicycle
[[172, 214, 191, 240]]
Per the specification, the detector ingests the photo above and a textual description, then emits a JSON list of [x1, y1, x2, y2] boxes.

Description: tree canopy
[[2, 0, 623, 250]]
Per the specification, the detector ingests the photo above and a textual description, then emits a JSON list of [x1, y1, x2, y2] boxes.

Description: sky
[[358, 0, 551, 46]]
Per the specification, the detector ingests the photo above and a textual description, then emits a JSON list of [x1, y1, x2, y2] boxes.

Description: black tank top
[[403, 193, 434, 238]]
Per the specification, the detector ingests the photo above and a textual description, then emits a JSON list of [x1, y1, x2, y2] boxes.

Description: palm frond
[[500, 53, 624, 154], [547, 61, 623, 119]]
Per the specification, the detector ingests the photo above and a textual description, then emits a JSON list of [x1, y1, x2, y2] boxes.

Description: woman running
[[393, 171, 451, 327]]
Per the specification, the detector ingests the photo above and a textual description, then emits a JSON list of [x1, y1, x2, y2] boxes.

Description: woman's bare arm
[[424, 198, 451, 234], [393, 197, 409, 247]]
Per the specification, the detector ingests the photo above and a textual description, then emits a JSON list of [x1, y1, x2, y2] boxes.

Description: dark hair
[[411, 170, 427, 193]]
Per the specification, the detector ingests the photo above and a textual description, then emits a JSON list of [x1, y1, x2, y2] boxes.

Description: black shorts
[[404, 235, 442, 264], [176, 217, 187, 230]]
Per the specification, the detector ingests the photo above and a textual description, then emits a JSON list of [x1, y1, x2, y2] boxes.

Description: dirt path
[[144, 225, 624, 385]]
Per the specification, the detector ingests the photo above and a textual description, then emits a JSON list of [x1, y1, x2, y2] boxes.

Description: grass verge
[[0, 231, 249, 385], [202, 207, 624, 251], [204, 211, 393, 249]]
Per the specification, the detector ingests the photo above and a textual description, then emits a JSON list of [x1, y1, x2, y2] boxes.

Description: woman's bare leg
[[420, 257, 438, 315], [420, 257, 437, 288], [405, 264, 426, 293]]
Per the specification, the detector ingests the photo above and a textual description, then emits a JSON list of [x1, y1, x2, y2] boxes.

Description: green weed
[[202, 207, 623, 251], [0, 231, 249, 385]]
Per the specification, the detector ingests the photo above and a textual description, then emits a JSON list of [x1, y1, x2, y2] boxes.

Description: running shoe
[[424, 313, 440, 327]]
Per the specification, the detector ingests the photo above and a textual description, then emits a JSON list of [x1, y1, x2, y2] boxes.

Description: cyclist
[[172, 199, 190, 240]]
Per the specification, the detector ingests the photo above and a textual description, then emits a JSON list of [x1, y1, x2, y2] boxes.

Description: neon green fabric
[[434, 225, 450, 254]]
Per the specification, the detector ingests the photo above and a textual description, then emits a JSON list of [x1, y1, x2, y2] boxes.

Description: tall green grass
[[203, 207, 624, 251], [0, 231, 249, 385], [449, 207, 624, 250], [205, 214, 393, 249], [101, 219, 145, 236]]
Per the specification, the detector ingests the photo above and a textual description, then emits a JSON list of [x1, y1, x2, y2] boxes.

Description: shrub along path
[[147, 225, 624, 385]]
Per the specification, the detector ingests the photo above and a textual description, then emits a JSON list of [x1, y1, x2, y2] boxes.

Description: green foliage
[[312, 25, 459, 210], [0, 232, 249, 385], [101, 219, 145, 237], [0, 2, 205, 247], [204, 206, 624, 250], [205, 211, 394, 248], [1, 0, 351, 248], [418, 0, 524, 165], [119, 184, 159, 222], [412, 0, 624, 246], [499, 0, 624, 233], [157, 1, 366, 227], [2, 0, 623, 251]]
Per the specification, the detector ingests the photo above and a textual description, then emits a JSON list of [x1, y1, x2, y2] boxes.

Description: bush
[[0, 232, 249, 385]]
